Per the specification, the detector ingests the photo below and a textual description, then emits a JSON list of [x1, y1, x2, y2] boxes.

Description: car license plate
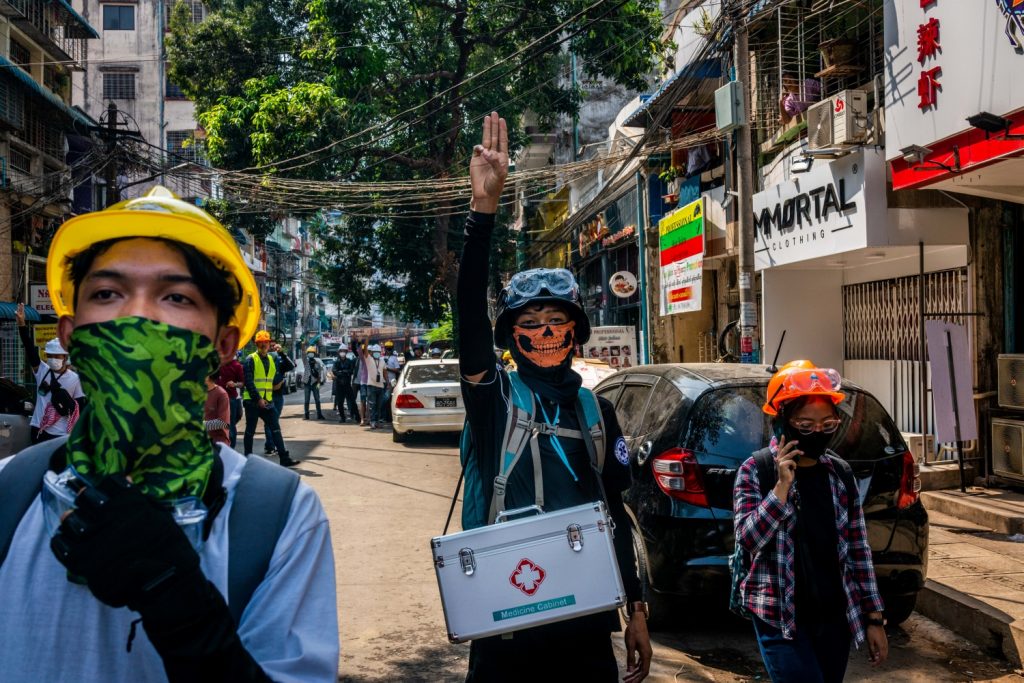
[[435, 397, 457, 408]]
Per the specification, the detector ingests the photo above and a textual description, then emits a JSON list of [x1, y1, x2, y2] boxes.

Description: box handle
[[459, 548, 476, 576], [495, 505, 544, 523], [567, 524, 583, 552]]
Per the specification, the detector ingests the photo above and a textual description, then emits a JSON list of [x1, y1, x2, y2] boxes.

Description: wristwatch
[[865, 615, 887, 627], [626, 601, 649, 620]]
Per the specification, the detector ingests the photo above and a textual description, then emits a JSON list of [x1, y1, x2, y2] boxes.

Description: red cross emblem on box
[[509, 558, 546, 596]]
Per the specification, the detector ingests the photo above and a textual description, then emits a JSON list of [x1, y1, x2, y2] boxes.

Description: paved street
[[275, 392, 1024, 682]]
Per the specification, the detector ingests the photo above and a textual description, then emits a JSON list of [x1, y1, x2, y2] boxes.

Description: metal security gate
[[843, 268, 968, 435]]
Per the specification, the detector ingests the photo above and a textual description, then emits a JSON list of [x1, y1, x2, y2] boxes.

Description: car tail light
[[651, 447, 708, 507], [897, 450, 921, 509], [395, 393, 424, 409]]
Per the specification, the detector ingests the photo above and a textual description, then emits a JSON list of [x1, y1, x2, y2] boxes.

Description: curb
[[917, 578, 1024, 666]]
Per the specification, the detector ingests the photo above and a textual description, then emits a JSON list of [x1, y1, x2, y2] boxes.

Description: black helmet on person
[[493, 268, 591, 349]]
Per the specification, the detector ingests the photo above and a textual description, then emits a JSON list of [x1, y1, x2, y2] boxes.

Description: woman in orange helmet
[[733, 366, 888, 682]]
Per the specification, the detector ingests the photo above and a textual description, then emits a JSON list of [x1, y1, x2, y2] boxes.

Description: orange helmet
[[254, 330, 272, 343], [763, 366, 845, 416], [778, 359, 815, 372]]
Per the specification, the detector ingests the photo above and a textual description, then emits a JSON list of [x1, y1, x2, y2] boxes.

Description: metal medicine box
[[431, 502, 625, 643]]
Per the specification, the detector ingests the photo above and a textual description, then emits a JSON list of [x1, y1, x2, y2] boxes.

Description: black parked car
[[594, 363, 928, 627]]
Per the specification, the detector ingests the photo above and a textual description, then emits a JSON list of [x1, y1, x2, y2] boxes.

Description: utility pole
[[104, 102, 119, 208], [734, 10, 760, 363]]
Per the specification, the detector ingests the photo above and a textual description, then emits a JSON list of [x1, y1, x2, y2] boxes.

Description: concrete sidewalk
[[919, 488, 1024, 667]]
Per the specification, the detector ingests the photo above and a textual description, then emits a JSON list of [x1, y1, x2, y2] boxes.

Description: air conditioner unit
[[807, 90, 869, 151], [901, 432, 935, 462], [991, 417, 1024, 483], [998, 354, 1024, 409]]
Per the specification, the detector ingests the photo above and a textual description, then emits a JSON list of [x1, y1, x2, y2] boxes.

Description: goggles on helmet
[[501, 268, 579, 310], [786, 368, 842, 393]]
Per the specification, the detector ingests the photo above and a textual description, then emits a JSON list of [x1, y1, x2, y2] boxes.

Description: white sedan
[[391, 359, 465, 442]]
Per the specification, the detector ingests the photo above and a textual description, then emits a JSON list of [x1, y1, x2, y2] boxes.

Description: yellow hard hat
[[46, 186, 261, 346], [255, 330, 272, 343], [306, 345, 317, 354]]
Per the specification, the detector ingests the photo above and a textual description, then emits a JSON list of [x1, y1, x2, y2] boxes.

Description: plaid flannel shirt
[[733, 449, 885, 646]]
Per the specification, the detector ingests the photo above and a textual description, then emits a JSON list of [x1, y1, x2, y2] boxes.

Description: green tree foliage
[[167, 0, 661, 323]]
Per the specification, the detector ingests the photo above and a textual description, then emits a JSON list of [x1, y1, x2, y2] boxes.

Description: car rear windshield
[[407, 364, 459, 384], [686, 386, 903, 461]]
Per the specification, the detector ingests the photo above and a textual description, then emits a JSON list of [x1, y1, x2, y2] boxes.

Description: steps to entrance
[[918, 461, 976, 492], [921, 488, 1024, 535]]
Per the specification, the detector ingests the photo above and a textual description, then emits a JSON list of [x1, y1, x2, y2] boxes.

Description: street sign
[[658, 198, 704, 316], [29, 283, 54, 316]]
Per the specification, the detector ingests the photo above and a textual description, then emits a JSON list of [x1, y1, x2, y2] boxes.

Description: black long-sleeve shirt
[[456, 211, 642, 627]]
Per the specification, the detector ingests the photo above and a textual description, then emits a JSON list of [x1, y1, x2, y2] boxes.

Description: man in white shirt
[[364, 343, 387, 430], [15, 303, 85, 443]]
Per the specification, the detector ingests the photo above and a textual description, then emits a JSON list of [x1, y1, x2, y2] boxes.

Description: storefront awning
[[622, 58, 721, 128], [0, 56, 94, 129], [0, 303, 40, 322]]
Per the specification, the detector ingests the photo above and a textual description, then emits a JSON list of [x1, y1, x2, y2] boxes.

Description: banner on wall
[[658, 198, 704, 316], [581, 326, 637, 369]]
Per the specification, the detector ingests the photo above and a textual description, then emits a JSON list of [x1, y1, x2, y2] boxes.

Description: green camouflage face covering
[[66, 316, 220, 501]]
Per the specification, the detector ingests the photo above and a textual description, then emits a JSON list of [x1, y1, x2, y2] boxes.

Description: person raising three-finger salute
[[457, 112, 652, 682], [733, 362, 888, 682]]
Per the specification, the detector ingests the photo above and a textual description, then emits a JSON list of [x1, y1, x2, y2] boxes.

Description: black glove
[[51, 476, 272, 683]]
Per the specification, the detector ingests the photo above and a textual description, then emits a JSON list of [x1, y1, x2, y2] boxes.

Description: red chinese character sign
[[918, 67, 942, 110], [917, 17, 941, 63]]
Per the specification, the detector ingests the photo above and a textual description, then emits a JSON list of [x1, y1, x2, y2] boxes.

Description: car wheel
[[625, 523, 673, 630], [392, 427, 407, 443], [883, 594, 916, 626]]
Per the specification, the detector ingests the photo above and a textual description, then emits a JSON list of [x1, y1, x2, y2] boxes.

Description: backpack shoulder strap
[[751, 447, 777, 499], [0, 437, 66, 567], [488, 372, 539, 523], [576, 387, 605, 473], [228, 455, 300, 625]]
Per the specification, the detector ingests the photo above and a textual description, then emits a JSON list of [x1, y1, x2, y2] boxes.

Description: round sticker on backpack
[[614, 437, 629, 465]]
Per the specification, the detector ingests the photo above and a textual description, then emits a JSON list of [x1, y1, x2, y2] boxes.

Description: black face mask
[[783, 424, 832, 460]]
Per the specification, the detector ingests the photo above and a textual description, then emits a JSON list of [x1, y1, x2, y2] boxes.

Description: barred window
[[165, 1, 205, 29], [9, 39, 30, 69], [103, 5, 135, 31], [166, 129, 205, 164], [103, 72, 136, 100], [8, 146, 31, 174]]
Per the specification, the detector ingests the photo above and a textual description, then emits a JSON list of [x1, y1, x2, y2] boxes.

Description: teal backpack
[[457, 371, 606, 531]]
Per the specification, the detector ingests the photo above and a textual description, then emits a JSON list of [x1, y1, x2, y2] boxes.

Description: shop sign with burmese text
[[658, 198, 704, 316], [753, 148, 885, 270]]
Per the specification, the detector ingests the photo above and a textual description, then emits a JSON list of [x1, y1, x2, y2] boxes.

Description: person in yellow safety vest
[[242, 330, 296, 466]]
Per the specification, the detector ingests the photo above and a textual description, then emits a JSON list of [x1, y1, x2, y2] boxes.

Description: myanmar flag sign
[[658, 198, 705, 316]]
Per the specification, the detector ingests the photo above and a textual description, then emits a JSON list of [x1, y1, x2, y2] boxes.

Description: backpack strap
[[0, 437, 65, 566], [751, 447, 777, 499], [826, 453, 859, 520], [488, 373, 540, 523], [228, 455, 300, 625], [576, 388, 605, 473]]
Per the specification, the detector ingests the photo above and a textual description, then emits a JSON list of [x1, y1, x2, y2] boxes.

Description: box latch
[[566, 524, 583, 552], [459, 548, 476, 576]]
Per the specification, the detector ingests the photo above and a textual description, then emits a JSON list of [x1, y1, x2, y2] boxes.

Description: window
[[685, 387, 772, 460], [165, 0, 205, 29], [103, 5, 135, 30], [615, 383, 654, 439], [103, 72, 136, 99], [9, 39, 30, 68], [165, 76, 186, 100], [166, 129, 205, 164], [406, 363, 459, 384]]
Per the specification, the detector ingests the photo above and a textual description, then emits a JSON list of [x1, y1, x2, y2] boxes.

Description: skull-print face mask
[[511, 321, 576, 369]]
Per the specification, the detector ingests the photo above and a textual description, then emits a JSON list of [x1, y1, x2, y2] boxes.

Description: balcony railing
[[0, 0, 97, 69]]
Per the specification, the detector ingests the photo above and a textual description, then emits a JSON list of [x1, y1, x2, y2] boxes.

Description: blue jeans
[[263, 392, 284, 448], [365, 385, 384, 425], [304, 381, 323, 417], [752, 615, 851, 683], [228, 397, 242, 449]]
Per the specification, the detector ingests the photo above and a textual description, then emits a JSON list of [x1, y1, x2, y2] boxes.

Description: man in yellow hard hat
[[0, 187, 338, 681], [301, 344, 327, 420], [242, 330, 296, 462]]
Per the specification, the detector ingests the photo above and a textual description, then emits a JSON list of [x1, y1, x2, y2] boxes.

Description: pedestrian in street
[[333, 345, 359, 423], [457, 112, 651, 682], [243, 331, 297, 467], [262, 341, 294, 454], [383, 341, 401, 423], [733, 365, 888, 683], [353, 335, 370, 425], [364, 343, 387, 430], [303, 345, 327, 420], [204, 370, 231, 446], [0, 186, 337, 680], [215, 354, 245, 448], [15, 303, 85, 443]]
